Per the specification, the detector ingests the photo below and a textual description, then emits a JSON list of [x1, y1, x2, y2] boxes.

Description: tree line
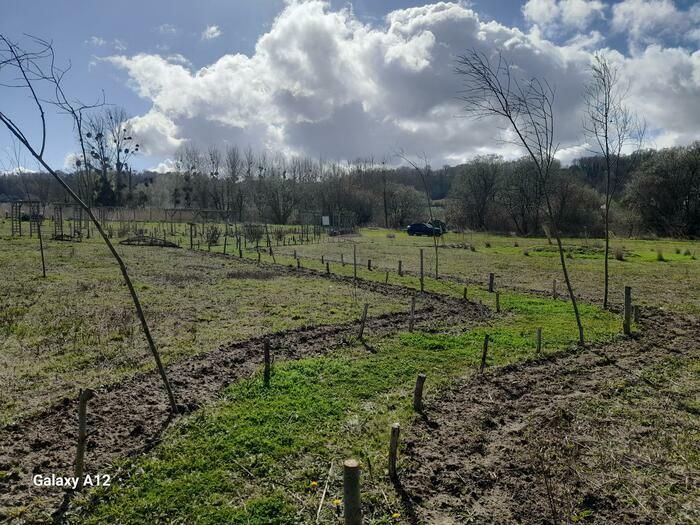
[[3, 141, 698, 238]]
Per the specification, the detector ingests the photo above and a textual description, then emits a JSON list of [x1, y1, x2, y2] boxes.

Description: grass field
[[270, 229, 700, 314], [70, 293, 621, 525], [0, 219, 406, 425], [1, 216, 698, 524]]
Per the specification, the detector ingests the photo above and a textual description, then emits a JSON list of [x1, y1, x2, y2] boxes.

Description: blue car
[[407, 223, 442, 236]]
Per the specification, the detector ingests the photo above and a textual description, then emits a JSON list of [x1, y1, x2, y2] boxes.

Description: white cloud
[[113, 39, 127, 52], [63, 152, 80, 171], [157, 23, 178, 35], [106, 1, 700, 166], [0, 166, 37, 175], [611, 0, 700, 49], [149, 159, 178, 173], [86, 36, 107, 46], [523, 0, 605, 31], [201, 25, 223, 40]]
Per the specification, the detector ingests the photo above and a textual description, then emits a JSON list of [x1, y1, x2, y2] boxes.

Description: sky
[[0, 0, 699, 173]]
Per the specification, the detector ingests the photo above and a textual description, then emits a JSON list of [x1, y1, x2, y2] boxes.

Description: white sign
[[322, 215, 330, 226]]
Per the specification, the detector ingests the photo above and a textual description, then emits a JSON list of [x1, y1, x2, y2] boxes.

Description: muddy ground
[[0, 261, 487, 524], [399, 309, 700, 524]]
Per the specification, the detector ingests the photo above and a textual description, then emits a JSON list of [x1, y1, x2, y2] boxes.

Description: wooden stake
[[633, 304, 640, 324], [297, 258, 301, 269], [384, 271, 389, 283], [367, 259, 372, 271], [398, 260, 402, 276], [488, 272, 495, 293], [623, 286, 632, 335], [496, 292, 500, 313], [341, 253, 345, 266], [553, 279, 557, 299], [480, 334, 489, 374], [75, 388, 95, 490], [263, 340, 271, 387], [388, 423, 400, 481], [409, 296, 416, 332], [413, 373, 427, 412], [326, 262, 330, 274], [358, 303, 369, 340], [463, 286, 467, 300], [343, 459, 362, 525], [536, 327, 542, 354], [353, 245, 357, 280], [419, 248, 424, 292], [38, 221, 46, 278]]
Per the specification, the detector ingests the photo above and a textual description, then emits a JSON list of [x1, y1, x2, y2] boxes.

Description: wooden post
[[343, 459, 362, 525], [409, 296, 416, 332], [463, 286, 467, 300], [384, 271, 389, 284], [341, 253, 345, 266], [321, 255, 325, 264], [367, 259, 372, 271], [353, 245, 357, 280], [398, 260, 402, 276], [419, 248, 424, 292], [257, 251, 261, 264], [75, 388, 95, 490], [633, 304, 640, 324], [480, 334, 489, 374], [536, 328, 542, 354], [553, 279, 557, 299], [495, 292, 500, 313], [358, 303, 369, 340], [294, 249, 297, 259], [38, 221, 46, 278], [623, 286, 632, 335], [413, 373, 427, 412], [263, 340, 271, 387], [488, 272, 495, 293], [326, 262, 330, 274], [189, 223, 194, 250], [388, 423, 400, 481], [223, 229, 228, 255]]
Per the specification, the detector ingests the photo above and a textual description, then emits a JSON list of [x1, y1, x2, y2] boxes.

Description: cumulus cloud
[[106, 0, 700, 166], [611, 0, 700, 49], [201, 25, 222, 40], [522, 0, 605, 31]]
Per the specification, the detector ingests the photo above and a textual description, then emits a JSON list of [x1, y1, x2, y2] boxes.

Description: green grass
[[0, 221, 406, 425], [270, 228, 700, 314], [70, 292, 621, 525]]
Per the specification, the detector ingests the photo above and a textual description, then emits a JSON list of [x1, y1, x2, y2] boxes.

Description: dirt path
[[399, 310, 700, 524], [0, 268, 486, 524]]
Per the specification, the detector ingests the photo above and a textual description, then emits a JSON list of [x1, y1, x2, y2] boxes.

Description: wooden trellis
[[11, 202, 22, 236]]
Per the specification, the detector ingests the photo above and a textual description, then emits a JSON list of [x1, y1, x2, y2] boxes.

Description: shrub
[[614, 246, 625, 261], [485, 241, 491, 248], [675, 247, 681, 254]]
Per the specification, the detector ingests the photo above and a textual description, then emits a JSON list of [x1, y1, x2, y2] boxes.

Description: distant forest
[[2, 142, 698, 238]]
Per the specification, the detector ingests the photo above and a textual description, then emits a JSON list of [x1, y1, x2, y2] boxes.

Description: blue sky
[[1, 0, 699, 171]]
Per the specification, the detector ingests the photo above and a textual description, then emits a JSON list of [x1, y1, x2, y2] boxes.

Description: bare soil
[[0, 264, 487, 524], [399, 309, 700, 524]]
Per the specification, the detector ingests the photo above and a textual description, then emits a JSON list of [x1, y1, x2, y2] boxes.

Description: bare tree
[[583, 53, 645, 309], [0, 35, 178, 412], [397, 150, 441, 280], [456, 49, 584, 344]]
